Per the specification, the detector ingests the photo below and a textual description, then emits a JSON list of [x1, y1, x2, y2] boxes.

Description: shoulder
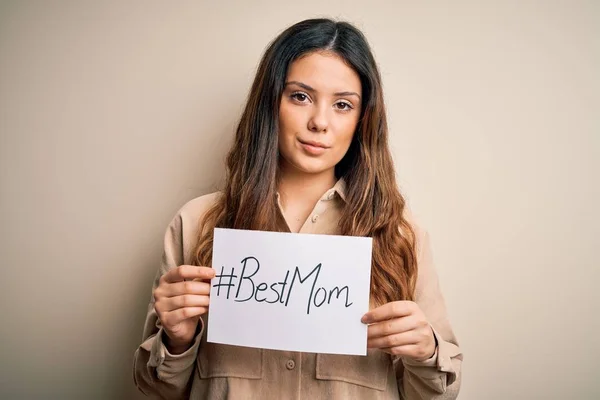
[[176, 191, 223, 225], [163, 191, 223, 263]]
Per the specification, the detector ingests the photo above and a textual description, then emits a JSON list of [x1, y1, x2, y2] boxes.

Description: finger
[[367, 316, 418, 339], [162, 265, 215, 284], [382, 344, 422, 358], [362, 301, 416, 324], [162, 281, 212, 297], [162, 307, 207, 326], [157, 294, 210, 312], [367, 330, 419, 349]]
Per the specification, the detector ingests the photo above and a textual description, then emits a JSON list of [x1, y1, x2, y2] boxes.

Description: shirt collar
[[275, 177, 348, 204], [314, 177, 347, 203], [331, 177, 347, 202]]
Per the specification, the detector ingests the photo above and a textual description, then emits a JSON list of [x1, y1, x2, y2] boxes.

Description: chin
[[287, 158, 331, 175]]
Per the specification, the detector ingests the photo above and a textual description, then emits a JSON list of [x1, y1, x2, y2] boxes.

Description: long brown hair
[[194, 18, 417, 305]]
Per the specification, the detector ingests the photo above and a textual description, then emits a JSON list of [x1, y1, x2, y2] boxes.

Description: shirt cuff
[[145, 320, 205, 380], [402, 327, 456, 381], [405, 345, 439, 368]]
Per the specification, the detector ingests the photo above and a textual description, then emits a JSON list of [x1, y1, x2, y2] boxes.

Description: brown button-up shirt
[[133, 180, 463, 399]]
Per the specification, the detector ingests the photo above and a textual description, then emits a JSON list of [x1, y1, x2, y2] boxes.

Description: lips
[[298, 138, 329, 156], [298, 139, 330, 149]]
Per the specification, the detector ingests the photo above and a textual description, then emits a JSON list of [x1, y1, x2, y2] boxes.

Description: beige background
[[1, 1, 598, 399]]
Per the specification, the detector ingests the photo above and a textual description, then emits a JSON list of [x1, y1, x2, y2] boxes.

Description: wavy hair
[[193, 18, 417, 305]]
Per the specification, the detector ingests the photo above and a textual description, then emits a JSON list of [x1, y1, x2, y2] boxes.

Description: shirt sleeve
[[396, 227, 463, 399], [132, 212, 204, 399]]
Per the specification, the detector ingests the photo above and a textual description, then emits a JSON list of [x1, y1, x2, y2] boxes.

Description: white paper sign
[[207, 228, 373, 356]]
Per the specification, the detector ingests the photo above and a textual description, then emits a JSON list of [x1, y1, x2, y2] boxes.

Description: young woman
[[133, 18, 462, 399]]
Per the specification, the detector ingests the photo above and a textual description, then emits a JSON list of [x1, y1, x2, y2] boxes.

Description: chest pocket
[[315, 350, 391, 391], [196, 340, 263, 379]]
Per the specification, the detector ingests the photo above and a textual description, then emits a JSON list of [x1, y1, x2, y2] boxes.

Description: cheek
[[278, 103, 303, 137], [277, 106, 287, 138], [336, 117, 359, 148]]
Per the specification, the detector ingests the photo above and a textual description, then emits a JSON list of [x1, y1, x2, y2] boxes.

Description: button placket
[[299, 198, 331, 232], [286, 359, 296, 370], [311, 198, 331, 224]]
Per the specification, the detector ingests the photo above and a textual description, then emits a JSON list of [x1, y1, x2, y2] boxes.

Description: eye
[[334, 101, 353, 111], [290, 92, 310, 103]]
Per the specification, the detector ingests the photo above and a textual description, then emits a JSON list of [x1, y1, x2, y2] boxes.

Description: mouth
[[298, 139, 330, 149], [297, 138, 329, 156]]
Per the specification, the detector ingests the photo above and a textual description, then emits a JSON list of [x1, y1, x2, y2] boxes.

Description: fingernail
[[361, 314, 370, 324]]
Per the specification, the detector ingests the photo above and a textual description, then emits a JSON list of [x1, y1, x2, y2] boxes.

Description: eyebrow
[[285, 81, 361, 101]]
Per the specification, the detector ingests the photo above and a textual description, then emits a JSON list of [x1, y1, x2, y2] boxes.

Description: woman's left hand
[[362, 301, 437, 362]]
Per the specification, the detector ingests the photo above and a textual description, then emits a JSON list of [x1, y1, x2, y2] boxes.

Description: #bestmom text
[[212, 256, 354, 315]]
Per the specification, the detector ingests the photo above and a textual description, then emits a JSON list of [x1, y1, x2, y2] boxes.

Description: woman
[[133, 18, 462, 399]]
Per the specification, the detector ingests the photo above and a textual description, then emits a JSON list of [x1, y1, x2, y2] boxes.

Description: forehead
[[286, 51, 361, 93]]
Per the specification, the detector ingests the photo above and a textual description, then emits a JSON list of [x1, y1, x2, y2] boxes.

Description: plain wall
[[1, 1, 598, 399]]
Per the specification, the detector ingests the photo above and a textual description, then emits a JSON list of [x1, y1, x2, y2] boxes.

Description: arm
[[132, 213, 205, 399], [397, 229, 463, 399]]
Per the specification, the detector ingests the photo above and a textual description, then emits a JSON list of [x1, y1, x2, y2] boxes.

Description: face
[[278, 51, 362, 176]]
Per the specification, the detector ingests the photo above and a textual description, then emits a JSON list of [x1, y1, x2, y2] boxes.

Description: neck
[[277, 162, 336, 211]]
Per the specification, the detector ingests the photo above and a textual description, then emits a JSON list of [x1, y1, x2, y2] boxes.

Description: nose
[[307, 105, 328, 133]]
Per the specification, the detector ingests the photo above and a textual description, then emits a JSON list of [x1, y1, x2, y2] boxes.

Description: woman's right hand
[[153, 265, 215, 354]]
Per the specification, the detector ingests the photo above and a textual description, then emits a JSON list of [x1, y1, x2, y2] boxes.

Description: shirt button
[[311, 214, 319, 223], [286, 359, 296, 370]]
